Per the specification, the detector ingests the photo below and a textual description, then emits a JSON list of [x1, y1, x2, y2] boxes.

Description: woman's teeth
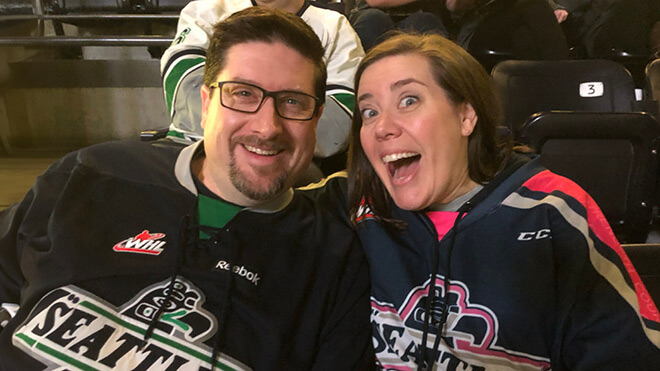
[[382, 152, 419, 163]]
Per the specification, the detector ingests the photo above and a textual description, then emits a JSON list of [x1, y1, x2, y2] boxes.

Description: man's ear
[[314, 105, 324, 127], [200, 84, 211, 130], [460, 102, 478, 137]]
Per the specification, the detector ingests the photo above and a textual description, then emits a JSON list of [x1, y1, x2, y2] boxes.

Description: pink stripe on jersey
[[522, 170, 660, 322], [425, 211, 459, 241]]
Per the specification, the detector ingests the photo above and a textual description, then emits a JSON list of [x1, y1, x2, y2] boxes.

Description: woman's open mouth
[[382, 152, 421, 183]]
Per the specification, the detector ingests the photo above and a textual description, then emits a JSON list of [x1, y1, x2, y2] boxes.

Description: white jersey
[[161, 0, 365, 157]]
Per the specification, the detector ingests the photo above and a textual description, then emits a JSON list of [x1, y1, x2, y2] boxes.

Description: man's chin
[[230, 171, 288, 202]]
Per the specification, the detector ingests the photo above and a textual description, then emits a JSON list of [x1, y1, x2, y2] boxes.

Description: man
[[162, 0, 364, 170], [0, 8, 373, 370]]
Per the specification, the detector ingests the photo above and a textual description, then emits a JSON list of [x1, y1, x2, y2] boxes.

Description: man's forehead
[[218, 40, 316, 92]]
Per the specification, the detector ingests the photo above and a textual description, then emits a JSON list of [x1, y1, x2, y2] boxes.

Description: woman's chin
[[390, 192, 429, 212]]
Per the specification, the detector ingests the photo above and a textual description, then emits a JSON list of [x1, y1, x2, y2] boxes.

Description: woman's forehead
[[359, 55, 435, 92]]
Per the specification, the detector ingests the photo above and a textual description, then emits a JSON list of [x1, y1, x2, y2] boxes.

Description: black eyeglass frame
[[208, 81, 323, 121]]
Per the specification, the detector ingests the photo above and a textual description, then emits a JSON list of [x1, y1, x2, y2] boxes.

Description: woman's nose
[[373, 111, 401, 141]]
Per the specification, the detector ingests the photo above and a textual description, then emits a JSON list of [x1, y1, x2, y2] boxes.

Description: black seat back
[[648, 58, 660, 101], [521, 111, 660, 243], [623, 243, 660, 307], [492, 59, 636, 139]]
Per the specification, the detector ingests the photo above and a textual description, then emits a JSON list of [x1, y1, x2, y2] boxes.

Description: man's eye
[[285, 98, 301, 105], [233, 90, 252, 97], [361, 108, 377, 120], [399, 96, 418, 108]]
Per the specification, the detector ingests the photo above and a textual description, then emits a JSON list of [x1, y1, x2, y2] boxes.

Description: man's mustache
[[231, 135, 289, 152]]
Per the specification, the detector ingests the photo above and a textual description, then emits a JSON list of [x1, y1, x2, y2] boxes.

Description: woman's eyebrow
[[357, 78, 427, 103], [391, 78, 426, 91], [357, 92, 373, 104]]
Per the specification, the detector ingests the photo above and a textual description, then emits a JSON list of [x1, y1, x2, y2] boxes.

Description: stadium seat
[[644, 58, 660, 118], [491, 59, 637, 139], [648, 58, 660, 102], [521, 111, 660, 243], [622, 243, 660, 307], [0, 0, 33, 15]]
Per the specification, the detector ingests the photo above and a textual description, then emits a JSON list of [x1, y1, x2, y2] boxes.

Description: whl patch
[[113, 230, 167, 255]]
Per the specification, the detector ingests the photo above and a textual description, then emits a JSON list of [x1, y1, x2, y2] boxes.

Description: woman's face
[[357, 54, 478, 211]]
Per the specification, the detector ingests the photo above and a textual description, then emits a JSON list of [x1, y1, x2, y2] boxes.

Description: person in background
[[0, 8, 373, 370], [441, 0, 569, 63], [349, 0, 446, 51], [552, 0, 654, 57], [162, 0, 364, 175], [546, 0, 568, 23], [347, 32, 660, 369]]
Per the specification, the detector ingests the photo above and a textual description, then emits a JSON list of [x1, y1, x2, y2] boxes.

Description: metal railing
[[0, 0, 180, 47]]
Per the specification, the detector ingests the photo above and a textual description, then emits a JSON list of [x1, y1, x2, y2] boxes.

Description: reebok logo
[[215, 261, 261, 286], [113, 230, 166, 255]]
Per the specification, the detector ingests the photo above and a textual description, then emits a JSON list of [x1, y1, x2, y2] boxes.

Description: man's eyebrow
[[227, 77, 311, 94], [227, 77, 258, 85]]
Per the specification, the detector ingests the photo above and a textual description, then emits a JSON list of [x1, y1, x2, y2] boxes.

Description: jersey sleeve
[[161, 0, 224, 138], [560, 207, 660, 368], [0, 155, 76, 319], [522, 170, 660, 368], [313, 13, 365, 158], [0, 199, 31, 306], [323, 12, 363, 113]]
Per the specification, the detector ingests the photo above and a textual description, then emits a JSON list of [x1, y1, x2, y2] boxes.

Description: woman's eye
[[360, 108, 377, 120], [399, 96, 418, 108]]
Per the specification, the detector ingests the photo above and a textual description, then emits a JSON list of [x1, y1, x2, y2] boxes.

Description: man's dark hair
[[203, 7, 327, 99]]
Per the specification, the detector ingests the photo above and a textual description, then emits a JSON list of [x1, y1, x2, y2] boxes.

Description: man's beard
[[228, 140, 289, 201]]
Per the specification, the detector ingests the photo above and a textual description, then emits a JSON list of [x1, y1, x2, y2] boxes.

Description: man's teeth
[[244, 145, 278, 156], [382, 152, 419, 163]]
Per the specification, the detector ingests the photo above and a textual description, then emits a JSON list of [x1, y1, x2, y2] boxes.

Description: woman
[[347, 33, 660, 369]]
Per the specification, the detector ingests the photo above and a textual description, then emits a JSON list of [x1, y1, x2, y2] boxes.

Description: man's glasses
[[209, 81, 322, 121]]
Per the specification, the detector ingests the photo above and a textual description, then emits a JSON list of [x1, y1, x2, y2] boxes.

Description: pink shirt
[[424, 211, 459, 241]]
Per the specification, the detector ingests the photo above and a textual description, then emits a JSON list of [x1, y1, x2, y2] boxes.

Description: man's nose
[[251, 96, 284, 136]]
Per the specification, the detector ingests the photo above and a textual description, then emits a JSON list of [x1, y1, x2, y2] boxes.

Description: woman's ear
[[460, 102, 478, 137]]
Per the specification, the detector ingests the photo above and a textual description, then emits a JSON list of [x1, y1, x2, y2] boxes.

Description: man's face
[[199, 41, 320, 206]]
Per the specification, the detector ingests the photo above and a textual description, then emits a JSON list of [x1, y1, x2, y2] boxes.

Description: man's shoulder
[[295, 172, 351, 223], [296, 172, 348, 202], [70, 140, 185, 185], [80, 140, 182, 163]]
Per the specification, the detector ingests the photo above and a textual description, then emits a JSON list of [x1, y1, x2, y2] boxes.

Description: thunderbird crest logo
[[12, 278, 249, 370], [113, 230, 166, 255]]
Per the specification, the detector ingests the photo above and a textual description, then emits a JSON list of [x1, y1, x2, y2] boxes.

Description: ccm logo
[[517, 229, 551, 241]]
